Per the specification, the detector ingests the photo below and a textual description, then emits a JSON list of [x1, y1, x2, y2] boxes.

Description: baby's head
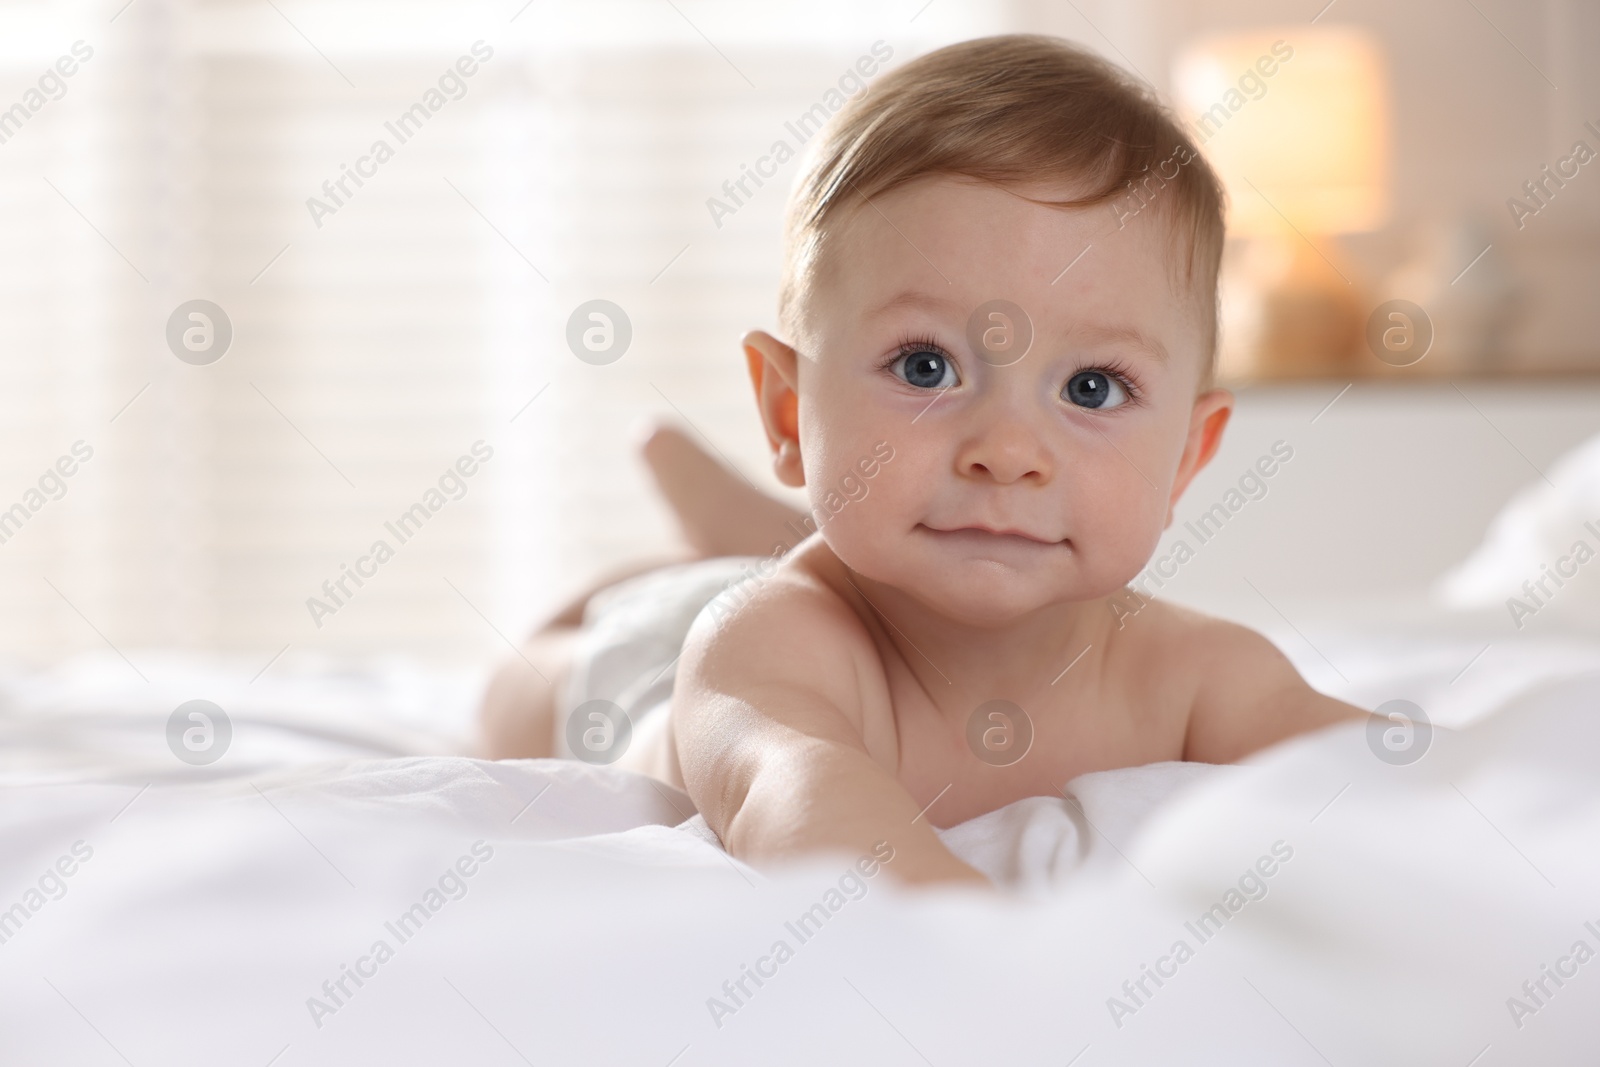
[[744, 34, 1234, 625]]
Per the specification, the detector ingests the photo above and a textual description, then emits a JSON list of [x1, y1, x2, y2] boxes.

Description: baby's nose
[[955, 417, 1051, 485]]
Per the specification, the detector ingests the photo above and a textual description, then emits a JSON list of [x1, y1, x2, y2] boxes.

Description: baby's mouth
[[917, 522, 1063, 548]]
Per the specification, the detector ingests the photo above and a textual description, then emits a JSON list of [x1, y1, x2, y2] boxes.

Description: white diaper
[[554, 555, 764, 760]]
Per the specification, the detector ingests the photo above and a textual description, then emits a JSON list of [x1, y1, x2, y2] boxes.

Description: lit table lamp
[[1173, 27, 1390, 378]]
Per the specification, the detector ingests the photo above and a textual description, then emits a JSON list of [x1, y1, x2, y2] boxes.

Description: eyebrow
[[864, 289, 965, 319], [1069, 323, 1169, 364]]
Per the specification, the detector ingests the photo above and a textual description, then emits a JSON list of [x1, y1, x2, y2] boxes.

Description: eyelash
[[878, 333, 1145, 406], [875, 333, 944, 374]]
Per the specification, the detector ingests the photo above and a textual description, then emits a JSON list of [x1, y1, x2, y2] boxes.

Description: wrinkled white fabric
[[3, 673, 1599, 1064]]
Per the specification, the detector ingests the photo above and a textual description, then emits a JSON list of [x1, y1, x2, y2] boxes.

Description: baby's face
[[778, 174, 1229, 626]]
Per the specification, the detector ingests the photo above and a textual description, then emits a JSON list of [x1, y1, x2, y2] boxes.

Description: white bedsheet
[[2, 663, 1599, 1063], [4, 602, 1600, 1063]]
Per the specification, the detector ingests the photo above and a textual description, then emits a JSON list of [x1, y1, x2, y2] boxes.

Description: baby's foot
[[637, 420, 810, 559]]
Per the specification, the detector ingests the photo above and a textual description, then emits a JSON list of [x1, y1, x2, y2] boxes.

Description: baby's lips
[[924, 522, 1061, 544]]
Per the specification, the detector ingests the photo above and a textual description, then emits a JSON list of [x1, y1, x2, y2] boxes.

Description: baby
[[479, 35, 1368, 885]]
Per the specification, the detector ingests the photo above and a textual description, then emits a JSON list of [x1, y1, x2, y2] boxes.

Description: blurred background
[[1, 0, 1597, 679]]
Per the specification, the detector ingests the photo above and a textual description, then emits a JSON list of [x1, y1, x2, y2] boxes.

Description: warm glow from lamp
[[1174, 26, 1390, 236], [1174, 26, 1392, 378]]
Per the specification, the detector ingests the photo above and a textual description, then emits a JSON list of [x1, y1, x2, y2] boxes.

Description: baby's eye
[[892, 347, 958, 390], [1063, 369, 1129, 410]]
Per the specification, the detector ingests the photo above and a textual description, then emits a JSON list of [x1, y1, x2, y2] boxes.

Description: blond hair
[[778, 34, 1227, 377]]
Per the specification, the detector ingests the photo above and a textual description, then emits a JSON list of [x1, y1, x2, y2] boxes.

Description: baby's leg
[[475, 422, 810, 759], [639, 421, 810, 558], [475, 627, 578, 759], [475, 553, 689, 759]]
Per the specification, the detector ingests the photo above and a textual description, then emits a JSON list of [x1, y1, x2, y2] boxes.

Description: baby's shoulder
[[1117, 592, 1320, 717], [688, 549, 869, 642], [679, 546, 881, 705], [1118, 594, 1366, 763], [1110, 594, 1286, 677]]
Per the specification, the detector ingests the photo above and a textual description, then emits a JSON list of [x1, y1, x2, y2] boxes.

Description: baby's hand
[[671, 578, 989, 887]]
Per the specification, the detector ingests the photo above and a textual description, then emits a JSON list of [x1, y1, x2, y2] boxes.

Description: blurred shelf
[[1219, 356, 1600, 387]]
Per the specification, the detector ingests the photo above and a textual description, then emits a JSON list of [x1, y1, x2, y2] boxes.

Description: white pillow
[[1434, 430, 1600, 629]]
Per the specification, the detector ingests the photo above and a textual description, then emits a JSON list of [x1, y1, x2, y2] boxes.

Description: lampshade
[[1173, 26, 1390, 237]]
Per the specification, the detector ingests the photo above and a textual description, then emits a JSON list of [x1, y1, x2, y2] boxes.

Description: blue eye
[[892, 347, 958, 390], [1064, 369, 1128, 410]]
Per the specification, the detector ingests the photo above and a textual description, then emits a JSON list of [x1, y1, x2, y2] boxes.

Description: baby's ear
[[742, 330, 805, 488], [1165, 388, 1233, 526]]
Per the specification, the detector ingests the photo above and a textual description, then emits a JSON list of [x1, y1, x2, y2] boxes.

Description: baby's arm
[[672, 585, 988, 887], [1183, 618, 1370, 764]]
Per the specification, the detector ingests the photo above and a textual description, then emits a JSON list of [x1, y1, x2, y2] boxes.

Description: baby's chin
[[904, 577, 1075, 629]]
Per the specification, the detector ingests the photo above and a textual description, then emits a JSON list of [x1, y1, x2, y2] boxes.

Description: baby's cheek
[[811, 495, 895, 586], [808, 452, 913, 561], [1075, 478, 1168, 582], [812, 461, 897, 536]]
